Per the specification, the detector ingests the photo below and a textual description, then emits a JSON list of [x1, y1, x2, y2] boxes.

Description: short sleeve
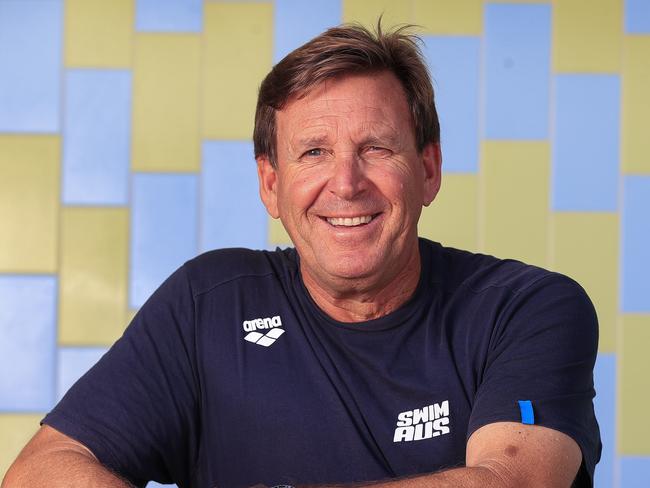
[[42, 265, 200, 488], [467, 274, 601, 486]]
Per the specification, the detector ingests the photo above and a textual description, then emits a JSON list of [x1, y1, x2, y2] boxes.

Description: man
[[3, 24, 600, 488]]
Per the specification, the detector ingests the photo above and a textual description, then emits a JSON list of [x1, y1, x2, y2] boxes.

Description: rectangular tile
[[0, 414, 43, 478], [414, 0, 482, 35], [484, 3, 551, 139], [0, 0, 62, 132], [553, 0, 621, 73], [480, 141, 549, 267], [422, 36, 480, 172], [274, 0, 342, 62], [62, 69, 131, 205], [550, 213, 618, 352], [202, 3, 273, 139], [621, 37, 650, 173], [0, 276, 57, 411], [0, 135, 59, 273], [268, 218, 292, 247], [552, 75, 620, 211], [136, 0, 202, 32], [342, 0, 411, 28], [132, 34, 201, 171], [419, 173, 478, 252], [64, 0, 133, 67], [201, 142, 268, 252], [626, 0, 650, 33], [619, 314, 650, 455], [130, 173, 198, 308], [621, 176, 650, 312], [619, 456, 650, 487], [59, 208, 129, 345], [57, 347, 108, 401], [593, 353, 616, 488]]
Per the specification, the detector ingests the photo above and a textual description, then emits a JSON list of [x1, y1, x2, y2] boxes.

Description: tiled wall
[[0, 1, 649, 487]]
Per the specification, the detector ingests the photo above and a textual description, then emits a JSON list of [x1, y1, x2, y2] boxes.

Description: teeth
[[327, 215, 373, 226]]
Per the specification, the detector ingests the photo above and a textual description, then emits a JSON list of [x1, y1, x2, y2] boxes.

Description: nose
[[328, 151, 367, 200]]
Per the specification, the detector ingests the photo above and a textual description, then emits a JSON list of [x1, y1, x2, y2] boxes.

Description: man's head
[[253, 23, 440, 168], [255, 23, 442, 316]]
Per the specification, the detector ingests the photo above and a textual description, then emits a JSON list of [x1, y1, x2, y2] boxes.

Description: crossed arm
[[2, 420, 581, 488]]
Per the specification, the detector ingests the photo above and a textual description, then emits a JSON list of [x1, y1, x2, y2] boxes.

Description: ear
[[421, 143, 442, 207], [257, 155, 280, 219]]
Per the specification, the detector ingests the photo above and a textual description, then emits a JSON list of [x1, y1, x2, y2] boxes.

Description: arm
[[1, 425, 133, 488], [349, 421, 581, 488]]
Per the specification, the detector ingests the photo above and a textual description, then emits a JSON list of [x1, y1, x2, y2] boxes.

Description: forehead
[[276, 71, 414, 141]]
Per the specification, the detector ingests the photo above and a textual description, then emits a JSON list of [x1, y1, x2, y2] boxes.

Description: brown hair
[[253, 22, 440, 167]]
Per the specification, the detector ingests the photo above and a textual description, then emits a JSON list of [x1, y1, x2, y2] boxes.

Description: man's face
[[257, 71, 441, 292]]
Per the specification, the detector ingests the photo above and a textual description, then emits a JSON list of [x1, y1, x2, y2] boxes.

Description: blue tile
[[136, 0, 202, 33], [593, 354, 616, 488], [57, 347, 108, 402], [484, 4, 551, 140], [0, 276, 57, 411], [130, 174, 198, 308], [274, 0, 342, 62], [625, 0, 650, 33], [621, 176, 650, 312], [620, 456, 650, 488], [552, 75, 620, 211], [62, 69, 132, 205], [201, 141, 268, 252], [0, 0, 63, 132], [423, 36, 480, 173]]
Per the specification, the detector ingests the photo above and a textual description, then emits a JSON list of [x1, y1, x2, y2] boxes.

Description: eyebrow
[[295, 135, 331, 149]]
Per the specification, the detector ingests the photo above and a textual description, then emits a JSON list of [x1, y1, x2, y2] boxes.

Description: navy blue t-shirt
[[43, 239, 601, 487]]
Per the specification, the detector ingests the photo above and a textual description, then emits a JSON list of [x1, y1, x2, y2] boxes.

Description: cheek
[[278, 170, 326, 215]]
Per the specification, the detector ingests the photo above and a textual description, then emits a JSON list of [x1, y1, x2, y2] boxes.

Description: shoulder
[[181, 247, 298, 297], [421, 238, 588, 300]]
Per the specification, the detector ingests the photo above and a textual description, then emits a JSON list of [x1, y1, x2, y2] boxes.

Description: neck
[[300, 245, 422, 323]]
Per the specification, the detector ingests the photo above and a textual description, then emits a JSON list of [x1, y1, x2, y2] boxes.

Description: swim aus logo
[[243, 315, 284, 347], [393, 401, 451, 442]]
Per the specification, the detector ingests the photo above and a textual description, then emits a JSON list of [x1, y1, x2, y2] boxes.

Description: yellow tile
[[479, 141, 549, 267], [65, 0, 133, 68], [202, 3, 273, 139], [0, 414, 42, 479], [550, 212, 618, 353], [343, 0, 412, 29], [621, 36, 650, 174], [131, 34, 201, 172], [0, 136, 59, 273], [552, 0, 621, 73], [268, 218, 293, 247], [419, 173, 478, 251], [619, 314, 650, 455], [59, 208, 129, 346], [413, 0, 482, 35], [125, 308, 138, 326]]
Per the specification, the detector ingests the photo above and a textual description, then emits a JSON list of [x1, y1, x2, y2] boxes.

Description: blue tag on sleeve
[[518, 400, 535, 425]]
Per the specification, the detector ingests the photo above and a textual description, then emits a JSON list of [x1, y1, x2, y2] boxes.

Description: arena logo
[[243, 315, 282, 332], [243, 315, 285, 347], [393, 400, 451, 442]]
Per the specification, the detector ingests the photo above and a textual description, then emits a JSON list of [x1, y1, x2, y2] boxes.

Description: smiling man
[[4, 24, 600, 488]]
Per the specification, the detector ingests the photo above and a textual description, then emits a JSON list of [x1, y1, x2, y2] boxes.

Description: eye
[[302, 148, 324, 158], [364, 145, 392, 156]]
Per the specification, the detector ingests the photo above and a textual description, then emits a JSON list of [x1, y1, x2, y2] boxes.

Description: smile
[[326, 215, 375, 227]]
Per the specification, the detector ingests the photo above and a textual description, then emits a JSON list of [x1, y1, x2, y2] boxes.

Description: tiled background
[[0, 1, 648, 486]]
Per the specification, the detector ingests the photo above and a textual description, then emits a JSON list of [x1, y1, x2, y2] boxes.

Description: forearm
[[2, 447, 133, 488], [366, 466, 504, 488]]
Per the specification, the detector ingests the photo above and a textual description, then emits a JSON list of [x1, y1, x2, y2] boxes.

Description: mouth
[[324, 214, 379, 227]]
